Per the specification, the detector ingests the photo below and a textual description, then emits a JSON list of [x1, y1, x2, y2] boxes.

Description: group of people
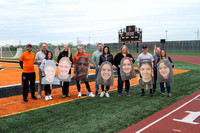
[[20, 43, 174, 102]]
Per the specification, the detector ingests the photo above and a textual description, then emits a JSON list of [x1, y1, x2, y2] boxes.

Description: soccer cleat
[[48, 95, 52, 100], [118, 93, 121, 97], [126, 92, 131, 97], [62, 95, 66, 98], [168, 93, 171, 97], [45, 96, 49, 100], [89, 92, 95, 97], [66, 94, 71, 97], [31, 96, 37, 100], [78, 92, 82, 97], [141, 92, 145, 96], [105, 92, 110, 97], [23, 98, 28, 102], [100, 92, 105, 97], [37, 94, 41, 99]]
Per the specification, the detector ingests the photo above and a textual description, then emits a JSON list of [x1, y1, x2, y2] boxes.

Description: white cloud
[[0, 0, 200, 45]]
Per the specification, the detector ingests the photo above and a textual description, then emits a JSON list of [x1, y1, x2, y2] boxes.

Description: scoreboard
[[118, 25, 142, 43]]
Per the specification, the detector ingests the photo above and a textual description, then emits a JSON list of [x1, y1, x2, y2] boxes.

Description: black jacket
[[57, 51, 73, 63], [157, 56, 174, 68], [57, 51, 73, 74], [99, 54, 113, 66], [114, 53, 135, 74]]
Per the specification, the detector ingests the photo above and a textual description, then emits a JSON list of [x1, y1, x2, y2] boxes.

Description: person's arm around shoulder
[[40, 59, 46, 72], [168, 57, 174, 68], [114, 53, 120, 68], [92, 51, 96, 67], [57, 52, 62, 63], [19, 53, 24, 69], [35, 51, 40, 65]]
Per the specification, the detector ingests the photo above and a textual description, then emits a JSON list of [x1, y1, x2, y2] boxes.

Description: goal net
[[12, 48, 23, 58], [0, 45, 14, 59]]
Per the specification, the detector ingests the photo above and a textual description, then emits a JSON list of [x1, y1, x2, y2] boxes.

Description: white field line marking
[[0, 81, 39, 88], [136, 94, 200, 133], [172, 129, 182, 132], [0, 88, 79, 106]]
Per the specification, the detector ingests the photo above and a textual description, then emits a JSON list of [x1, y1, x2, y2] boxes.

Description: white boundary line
[[136, 94, 200, 133]]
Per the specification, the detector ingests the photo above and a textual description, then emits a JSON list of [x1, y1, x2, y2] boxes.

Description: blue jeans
[[118, 74, 130, 94], [153, 70, 157, 93], [95, 68, 99, 92], [160, 83, 171, 94]]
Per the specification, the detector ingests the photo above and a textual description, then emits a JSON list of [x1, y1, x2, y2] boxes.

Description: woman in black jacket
[[98, 46, 113, 97], [57, 44, 73, 98], [114, 45, 135, 97]]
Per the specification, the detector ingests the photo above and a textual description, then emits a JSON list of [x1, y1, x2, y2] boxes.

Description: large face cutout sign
[[97, 61, 114, 86], [56, 57, 71, 82], [73, 56, 90, 81], [139, 60, 153, 85], [157, 59, 173, 83], [42, 60, 60, 85], [120, 57, 136, 81]]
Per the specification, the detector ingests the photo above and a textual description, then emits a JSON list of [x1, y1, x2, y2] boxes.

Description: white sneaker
[[45, 96, 49, 100], [89, 92, 95, 97], [48, 95, 52, 100], [78, 92, 82, 97], [37, 94, 41, 99], [105, 92, 110, 97], [100, 92, 105, 97]]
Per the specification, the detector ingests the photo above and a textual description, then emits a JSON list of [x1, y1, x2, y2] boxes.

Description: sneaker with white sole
[[89, 92, 95, 97], [49, 95, 52, 100], [105, 92, 110, 97], [37, 94, 41, 99], [100, 92, 105, 97], [45, 96, 49, 100], [78, 92, 81, 97]]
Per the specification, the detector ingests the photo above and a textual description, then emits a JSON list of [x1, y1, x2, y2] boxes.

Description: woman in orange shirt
[[73, 46, 95, 97]]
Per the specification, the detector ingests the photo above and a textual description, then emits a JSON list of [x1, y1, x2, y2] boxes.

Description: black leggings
[[76, 80, 91, 92], [22, 72, 36, 98], [101, 85, 110, 92], [62, 81, 69, 95], [45, 85, 51, 95]]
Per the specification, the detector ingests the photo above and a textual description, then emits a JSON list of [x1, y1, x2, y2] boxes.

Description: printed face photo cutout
[[139, 60, 153, 85], [56, 57, 71, 82], [157, 59, 173, 83], [42, 60, 60, 85], [120, 57, 136, 81], [73, 56, 90, 81], [97, 61, 114, 86]]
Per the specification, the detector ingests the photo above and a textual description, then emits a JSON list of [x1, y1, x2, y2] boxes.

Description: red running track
[[120, 89, 200, 133]]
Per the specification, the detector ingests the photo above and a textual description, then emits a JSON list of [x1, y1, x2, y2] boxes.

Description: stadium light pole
[[165, 30, 168, 40]]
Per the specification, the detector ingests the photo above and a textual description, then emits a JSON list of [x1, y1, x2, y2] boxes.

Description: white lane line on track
[[136, 94, 200, 133]]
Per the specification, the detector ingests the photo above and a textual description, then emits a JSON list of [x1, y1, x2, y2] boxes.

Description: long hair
[[73, 56, 90, 81], [75, 46, 85, 55], [157, 59, 173, 83], [160, 49, 168, 60], [120, 45, 129, 54], [120, 57, 136, 81], [103, 46, 111, 55], [97, 61, 114, 86], [45, 51, 53, 60]]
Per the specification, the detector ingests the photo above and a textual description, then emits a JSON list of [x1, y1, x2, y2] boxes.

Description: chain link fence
[[104, 40, 200, 56]]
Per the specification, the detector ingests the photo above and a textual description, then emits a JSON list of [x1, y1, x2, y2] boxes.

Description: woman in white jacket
[[40, 51, 54, 100]]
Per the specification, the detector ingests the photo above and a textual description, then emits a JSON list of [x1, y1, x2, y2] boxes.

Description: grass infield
[[0, 61, 200, 133]]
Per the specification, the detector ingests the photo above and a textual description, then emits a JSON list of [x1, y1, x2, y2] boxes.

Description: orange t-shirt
[[73, 53, 90, 65], [20, 51, 35, 73]]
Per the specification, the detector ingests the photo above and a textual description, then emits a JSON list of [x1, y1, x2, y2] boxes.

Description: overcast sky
[[0, 0, 200, 45]]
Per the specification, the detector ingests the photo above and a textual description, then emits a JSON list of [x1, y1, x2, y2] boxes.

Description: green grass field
[[0, 61, 200, 133]]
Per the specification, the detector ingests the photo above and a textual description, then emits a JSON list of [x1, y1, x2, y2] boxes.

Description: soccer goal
[[0, 45, 14, 59], [12, 48, 23, 58]]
